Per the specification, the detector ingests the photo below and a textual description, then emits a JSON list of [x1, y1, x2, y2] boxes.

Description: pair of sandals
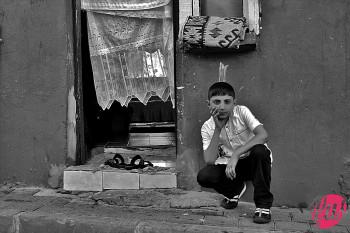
[[104, 153, 153, 170]]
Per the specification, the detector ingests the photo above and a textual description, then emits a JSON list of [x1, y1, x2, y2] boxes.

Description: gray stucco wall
[[177, 0, 350, 206], [0, 0, 74, 185], [0, 0, 349, 207]]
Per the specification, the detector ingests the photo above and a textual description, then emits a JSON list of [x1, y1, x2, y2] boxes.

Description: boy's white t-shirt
[[201, 105, 272, 164]]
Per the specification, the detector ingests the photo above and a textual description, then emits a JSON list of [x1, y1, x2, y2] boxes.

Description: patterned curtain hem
[[81, 0, 171, 11]]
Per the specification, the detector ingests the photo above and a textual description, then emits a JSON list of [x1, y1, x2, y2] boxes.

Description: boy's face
[[208, 95, 235, 120]]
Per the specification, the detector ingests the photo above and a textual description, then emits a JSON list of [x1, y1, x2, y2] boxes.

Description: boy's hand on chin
[[210, 107, 228, 129]]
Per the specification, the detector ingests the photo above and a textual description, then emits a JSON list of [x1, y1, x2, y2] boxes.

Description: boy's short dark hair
[[208, 82, 235, 100]]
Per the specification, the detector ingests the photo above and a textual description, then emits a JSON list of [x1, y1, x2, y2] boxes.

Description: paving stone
[[275, 220, 349, 233], [237, 216, 276, 231], [93, 190, 170, 208], [312, 225, 350, 233], [135, 220, 277, 233], [64, 170, 102, 192], [274, 220, 310, 232], [338, 210, 350, 226], [103, 170, 139, 190], [140, 173, 176, 189], [0, 186, 14, 195], [77, 192, 95, 198], [271, 206, 311, 223], [33, 189, 77, 199], [18, 211, 138, 233], [69, 198, 97, 206], [170, 191, 221, 209], [3, 188, 41, 202], [189, 208, 224, 216], [0, 209, 19, 233]]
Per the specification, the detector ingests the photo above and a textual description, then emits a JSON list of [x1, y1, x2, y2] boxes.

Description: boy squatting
[[197, 82, 274, 224]]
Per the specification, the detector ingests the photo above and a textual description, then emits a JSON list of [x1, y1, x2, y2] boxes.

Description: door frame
[[72, 0, 87, 165], [71, 0, 179, 165]]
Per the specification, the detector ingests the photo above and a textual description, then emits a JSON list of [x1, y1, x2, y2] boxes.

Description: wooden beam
[[192, 0, 200, 16], [72, 0, 87, 165], [179, 0, 192, 27], [243, 0, 260, 35], [129, 122, 175, 128]]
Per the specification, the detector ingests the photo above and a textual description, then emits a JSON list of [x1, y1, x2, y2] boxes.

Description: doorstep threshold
[[64, 165, 176, 192], [63, 153, 177, 192], [103, 144, 176, 159]]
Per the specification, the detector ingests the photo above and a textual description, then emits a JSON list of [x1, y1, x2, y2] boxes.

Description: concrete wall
[[0, 0, 74, 185], [176, 0, 350, 206], [1, 0, 349, 207]]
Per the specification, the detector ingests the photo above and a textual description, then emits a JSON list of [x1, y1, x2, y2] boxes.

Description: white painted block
[[103, 171, 139, 190], [140, 173, 177, 189], [63, 170, 102, 191]]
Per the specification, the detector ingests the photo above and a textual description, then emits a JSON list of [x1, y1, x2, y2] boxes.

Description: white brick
[[140, 173, 177, 189], [103, 171, 139, 190], [64, 170, 102, 191]]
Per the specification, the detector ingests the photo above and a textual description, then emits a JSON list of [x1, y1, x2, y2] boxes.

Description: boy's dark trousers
[[197, 144, 273, 209]]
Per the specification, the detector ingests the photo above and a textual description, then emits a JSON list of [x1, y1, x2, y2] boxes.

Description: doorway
[[78, 7, 176, 166]]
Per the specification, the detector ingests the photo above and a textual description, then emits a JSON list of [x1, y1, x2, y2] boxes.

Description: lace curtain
[[82, 0, 174, 110]]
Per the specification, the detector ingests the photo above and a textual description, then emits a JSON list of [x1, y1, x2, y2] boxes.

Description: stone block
[[103, 170, 139, 190], [63, 169, 102, 191], [140, 173, 176, 189], [0, 209, 18, 233], [18, 212, 137, 233]]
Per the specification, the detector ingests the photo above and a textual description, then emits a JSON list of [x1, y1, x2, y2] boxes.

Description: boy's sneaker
[[253, 208, 271, 224], [220, 183, 246, 209]]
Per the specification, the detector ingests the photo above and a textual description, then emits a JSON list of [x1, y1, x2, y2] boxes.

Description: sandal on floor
[[130, 155, 154, 169], [104, 153, 125, 168], [105, 154, 153, 170], [142, 160, 154, 169]]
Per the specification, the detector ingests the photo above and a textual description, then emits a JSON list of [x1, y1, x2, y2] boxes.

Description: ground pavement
[[0, 185, 348, 233]]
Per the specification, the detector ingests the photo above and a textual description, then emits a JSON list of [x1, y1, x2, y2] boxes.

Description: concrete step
[[64, 165, 177, 191]]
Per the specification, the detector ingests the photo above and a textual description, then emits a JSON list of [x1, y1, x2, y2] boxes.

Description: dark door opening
[[80, 10, 176, 164]]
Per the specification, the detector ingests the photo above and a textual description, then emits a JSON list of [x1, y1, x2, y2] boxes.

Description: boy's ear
[[233, 98, 237, 105], [206, 100, 210, 106]]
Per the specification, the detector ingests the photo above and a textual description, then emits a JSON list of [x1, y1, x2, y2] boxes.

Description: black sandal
[[130, 155, 154, 169], [142, 160, 154, 169], [105, 154, 153, 170], [104, 153, 125, 168]]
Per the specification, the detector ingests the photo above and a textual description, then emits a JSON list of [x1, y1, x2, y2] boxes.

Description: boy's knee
[[197, 171, 206, 186], [197, 166, 220, 186], [197, 169, 210, 186], [250, 144, 270, 161]]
